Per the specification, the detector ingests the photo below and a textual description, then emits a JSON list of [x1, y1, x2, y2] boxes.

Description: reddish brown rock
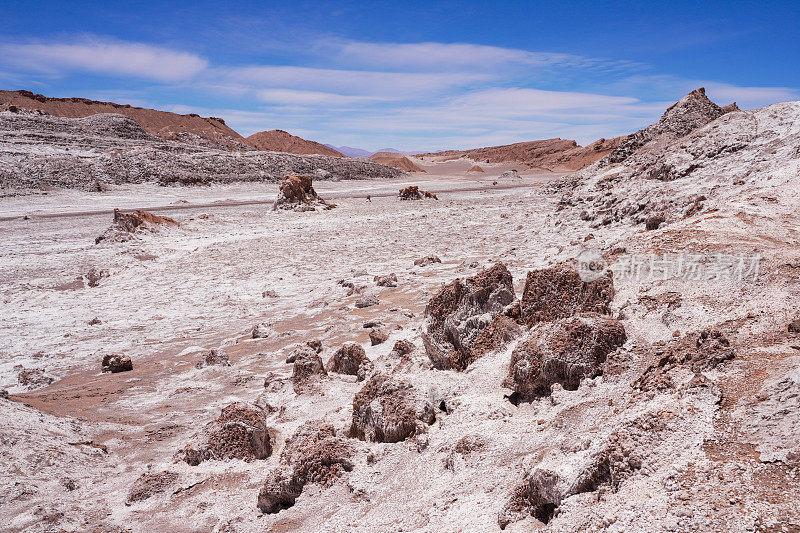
[[391, 339, 416, 356], [327, 343, 371, 381], [350, 373, 436, 442], [292, 347, 327, 390], [96, 209, 179, 243], [504, 314, 626, 401], [471, 315, 523, 359], [422, 263, 517, 370], [194, 349, 230, 369], [519, 265, 614, 326], [272, 175, 335, 211], [127, 471, 178, 504], [414, 255, 441, 267], [16, 367, 54, 388], [180, 402, 271, 465], [369, 328, 389, 346], [101, 354, 132, 373], [258, 421, 353, 514], [634, 328, 735, 391], [398, 185, 438, 200]]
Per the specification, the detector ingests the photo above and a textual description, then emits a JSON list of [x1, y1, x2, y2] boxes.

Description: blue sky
[[2, 0, 798, 151]]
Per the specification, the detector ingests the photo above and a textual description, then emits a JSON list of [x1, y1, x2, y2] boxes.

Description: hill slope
[[368, 151, 425, 173], [0, 89, 247, 150], [246, 130, 346, 157]]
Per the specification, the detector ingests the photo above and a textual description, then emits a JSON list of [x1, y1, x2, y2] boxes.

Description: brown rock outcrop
[[504, 314, 627, 401], [422, 263, 517, 370], [101, 354, 133, 373], [180, 402, 271, 465], [519, 265, 614, 326], [398, 185, 437, 200], [272, 175, 335, 211], [327, 343, 371, 381], [350, 373, 436, 442]]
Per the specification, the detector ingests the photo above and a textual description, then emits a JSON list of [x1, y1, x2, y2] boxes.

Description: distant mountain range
[[324, 144, 424, 157]]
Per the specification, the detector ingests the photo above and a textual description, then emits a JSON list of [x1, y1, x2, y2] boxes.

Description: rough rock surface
[[292, 345, 328, 390], [96, 209, 178, 243], [398, 185, 437, 200], [257, 422, 354, 513], [520, 264, 614, 326], [101, 354, 132, 373], [127, 471, 178, 504], [327, 343, 371, 381], [194, 349, 230, 369], [0, 110, 404, 192], [272, 175, 335, 211], [634, 329, 735, 391], [414, 255, 441, 267], [505, 314, 627, 400], [422, 263, 517, 370], [350, 372, 436, 442], [180, 402, 271, 465]]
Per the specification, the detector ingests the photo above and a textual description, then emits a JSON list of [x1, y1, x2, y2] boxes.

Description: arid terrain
[[1, 87, 799, 533]]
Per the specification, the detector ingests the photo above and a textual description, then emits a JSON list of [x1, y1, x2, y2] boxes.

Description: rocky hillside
[[418, 136, 623, 171], [0, 110, 404, 193], [246, 129, 346, 157], [0, 89, 248, 150]]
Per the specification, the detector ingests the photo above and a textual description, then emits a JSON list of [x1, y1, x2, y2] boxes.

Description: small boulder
[[194, 349, 231, 369], [369, 328, 389, 346], [96, 209, 178, 243], [355, 295, 379, 308], [286, 340, 322, 364], [85, 268, 108, 288], [17, 367, 54, 389], [390, 339, 416, 356], [398, 185, 437, 200], [88, 317, 102, 325], [180, 402, 271, 465], [519, 264, 614, 326], [374, 273, 398, 287], [789, 319, 800, 333], [422, 263, 517, 370], [504, 314, 627, 401], [645, 214, 665, 230], [350, 372, 436, 442], [414, 256, 441, 267], [101, 354, 132, 373], [257, 422, 353, 514], [292, 347, 327, 390], [251, 323, 274, 339], [327, 343, 371, 381], [127, 471, 178, 504]]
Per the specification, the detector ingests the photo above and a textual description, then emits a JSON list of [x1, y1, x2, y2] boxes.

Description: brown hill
[[245, 130, 345, 157], [466, 165, 485, 173], [418, 136, 623, 171], [368, 152, 426, 173], [0, 89, 247, 150]]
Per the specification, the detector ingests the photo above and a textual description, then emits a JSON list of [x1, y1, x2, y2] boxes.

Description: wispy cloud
[[0, 38, 208, 82]]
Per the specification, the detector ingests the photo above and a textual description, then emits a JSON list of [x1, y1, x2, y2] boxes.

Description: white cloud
[[0, 39, 208, 82]]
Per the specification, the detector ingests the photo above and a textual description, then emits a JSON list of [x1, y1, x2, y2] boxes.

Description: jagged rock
[[272, 175, 335, 211], [85, 267, 108, 287], [789, 318, 800, 333], [363, 319, 383, 329], [355, 294, 379, 308], [101, 354, 132, 373], [286, 340, 322, 364], [519, 265, 614, 326], [422, 263, 517, 370], [251, 323, 274, 339], [398, 185, 437, 200], [257, 422, 354, 514], [504, 314, 626, 401], [645, 214, 665, 230], [327, 343, 371, 380], [350, 372, 436, 442], [607, 88, 736, 165], [391, 339, 416, 356], [369, 328, 389, 346], [180, 402, 271, 465], [414, 255, 441, 267], [374, 273, 398, 287], [127, 471, 178, 504], [95, 209, 178, 243], [471, 315, 523, 359], [634, 329, 735, 391], [16, 367, 54, 389], [292, 346, 327, 390], [194, 349, 230, 369], [0, 389, 8, 399], [88, 317, 102, 325]]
